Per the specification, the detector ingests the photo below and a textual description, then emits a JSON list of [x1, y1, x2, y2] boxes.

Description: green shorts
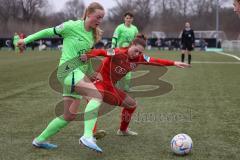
[[57, 68, 85, 99]]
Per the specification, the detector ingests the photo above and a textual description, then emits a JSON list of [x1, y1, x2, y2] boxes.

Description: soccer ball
[[170, 133, 193, 155]]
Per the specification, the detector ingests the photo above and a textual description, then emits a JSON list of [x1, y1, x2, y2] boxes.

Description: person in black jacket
[[181, 22, 195, 64]]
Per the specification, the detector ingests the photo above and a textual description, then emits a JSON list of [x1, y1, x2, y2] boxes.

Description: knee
[[131, 101, 137, 109], [64, 114, 77, 121], [124, 99, 137, 108]]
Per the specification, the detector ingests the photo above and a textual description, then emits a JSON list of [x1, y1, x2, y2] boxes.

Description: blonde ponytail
[[82, 2, 104, 43]]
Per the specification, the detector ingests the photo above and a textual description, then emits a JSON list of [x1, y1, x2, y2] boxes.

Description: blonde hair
[[82, 2, 104, 43]]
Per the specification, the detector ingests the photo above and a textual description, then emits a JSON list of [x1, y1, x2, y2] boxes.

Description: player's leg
[[33, 97, 80, 149], [84, 100, 106, 140], [19, 39, 24, 54], [188, 51, 192, 64], [33, 68, 97, 149], [14, 43, 20, 53], [74, 78, 103, 139], [181, 46, 186, 62], [60, 70, 104, 152], [64, 69, 104, 153], [79, 98, 103, 153], [63, 68, 104, 141], [117, 93, 138, 136], [93, 85, 138, 136], [186, 46, 192, 64], [79, 81, 103, 153]]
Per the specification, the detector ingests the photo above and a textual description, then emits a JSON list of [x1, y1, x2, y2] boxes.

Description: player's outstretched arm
[[173, 61, 190, 68], [17, 28, 57, 49], [138, 54, 190, 68]]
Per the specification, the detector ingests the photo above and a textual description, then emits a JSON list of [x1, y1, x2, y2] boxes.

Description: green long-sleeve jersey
[[111, 23, 138, 48], [24, 20, 94, 73]]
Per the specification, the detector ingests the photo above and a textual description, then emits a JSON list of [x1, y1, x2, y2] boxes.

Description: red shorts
[[93, 80, 126, 106]]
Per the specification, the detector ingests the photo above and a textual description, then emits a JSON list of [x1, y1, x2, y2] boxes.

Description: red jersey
[[87, 48, 174, 84]]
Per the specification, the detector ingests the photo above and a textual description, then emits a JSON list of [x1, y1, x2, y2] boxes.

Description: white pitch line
[[215, 51, 240, 61], [192, 61, 240, 64]]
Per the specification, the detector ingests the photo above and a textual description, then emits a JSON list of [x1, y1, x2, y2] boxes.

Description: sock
[[83, 99, 102, 138], [120, 107, 136, 131], [124, 72, 132, 91], [188, 54, 192, 64], [84, 99, 98, 134], [93, 122, 97, 133], [181, 54, 185, 62], [36, 117, 69, 142], [86, 99, 98, 134]]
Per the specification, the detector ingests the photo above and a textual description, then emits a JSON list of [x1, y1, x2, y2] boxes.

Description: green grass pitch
[[0, 49, 239, 160]]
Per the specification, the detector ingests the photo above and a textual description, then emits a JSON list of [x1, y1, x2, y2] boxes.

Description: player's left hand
[[174, 61, 191, 68]]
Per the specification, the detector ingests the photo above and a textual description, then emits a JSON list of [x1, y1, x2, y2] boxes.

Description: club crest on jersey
[[107, 48, 115, 56], [143, 54, 150, 62], [130, 63, 137, 69]]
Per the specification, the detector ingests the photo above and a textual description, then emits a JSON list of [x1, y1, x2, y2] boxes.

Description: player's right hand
[[17, 39, 25, 50], [174, 61, 191, 68], [80, 54, 88, 62]]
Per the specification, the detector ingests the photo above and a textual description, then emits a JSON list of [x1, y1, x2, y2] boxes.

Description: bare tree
[[0, 0, 19, 23], [134, 0, 154, 31], [175, 0, 191, 17], [64, 0, 85, 20], [0, 0, 239, 39], [108, 0, 135, 25], [108, 0, 153, 31], [18, 0, 47, 21]]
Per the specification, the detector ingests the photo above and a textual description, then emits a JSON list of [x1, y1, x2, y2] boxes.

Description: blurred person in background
[[111, 12, 139, 92], [180, 22, 195, 64]]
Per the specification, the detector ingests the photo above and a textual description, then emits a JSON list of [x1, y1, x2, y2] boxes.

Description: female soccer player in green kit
[[13, 32, 20, 52], [111, 12, 139, 92], [18, 2, 105, 150]]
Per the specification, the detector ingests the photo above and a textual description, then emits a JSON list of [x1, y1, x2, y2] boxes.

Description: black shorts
[[182, 43, 193, 51]]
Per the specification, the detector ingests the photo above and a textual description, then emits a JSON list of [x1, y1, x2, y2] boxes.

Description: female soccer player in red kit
[[79, 34, 190, 152]]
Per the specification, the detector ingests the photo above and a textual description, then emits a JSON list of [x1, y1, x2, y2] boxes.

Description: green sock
[[124, 72, 132, 91], [36, 117, 69, 142], [83, 99, 102, 138]]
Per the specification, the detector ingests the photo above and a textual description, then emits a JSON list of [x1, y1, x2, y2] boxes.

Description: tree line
[[0, 0, 239, 39]]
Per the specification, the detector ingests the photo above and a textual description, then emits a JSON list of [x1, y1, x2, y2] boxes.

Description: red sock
[[93, 122, 97, 133], [120, 107, 136, 131]]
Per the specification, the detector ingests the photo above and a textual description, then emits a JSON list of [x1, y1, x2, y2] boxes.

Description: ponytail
[[82, 2, 104, 43]]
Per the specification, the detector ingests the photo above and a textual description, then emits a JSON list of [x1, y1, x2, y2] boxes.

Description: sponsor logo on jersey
[[115, 66, 127, 74], [130, 63, 137, 69]]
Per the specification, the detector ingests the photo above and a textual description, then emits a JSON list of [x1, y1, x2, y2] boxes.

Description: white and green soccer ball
[[170, 133, 193, 155]]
